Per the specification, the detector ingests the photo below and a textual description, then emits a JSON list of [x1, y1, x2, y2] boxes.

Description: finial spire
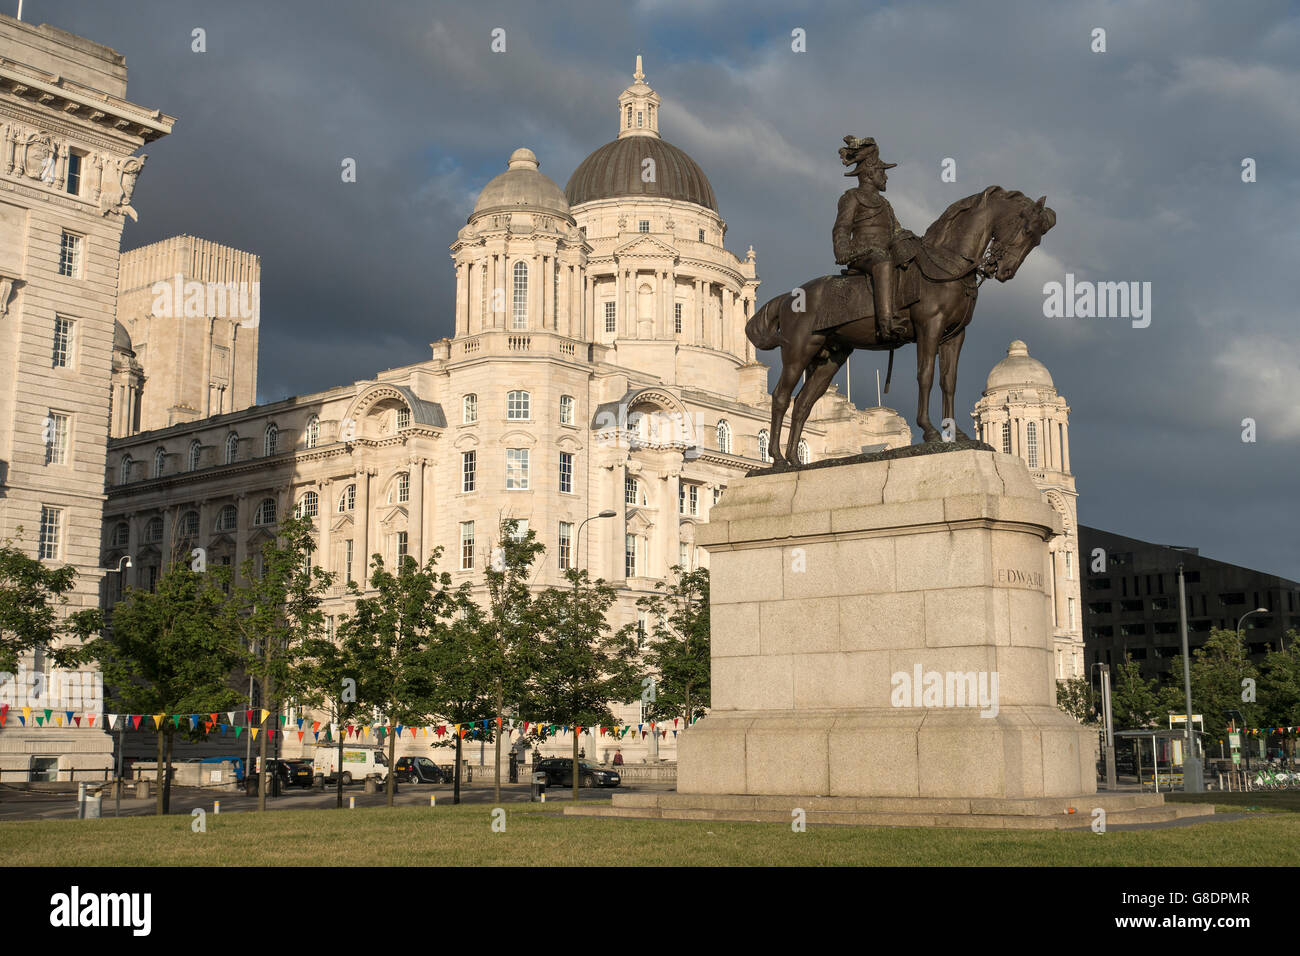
[[634, 55, 644, 82], [617, 54, 661, 139]]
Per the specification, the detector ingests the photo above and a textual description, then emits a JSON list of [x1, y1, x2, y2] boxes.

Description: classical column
[[613, 267, 623, 340], [557, 259, 569, 336], [584, 274, 594, 340], [317, 478, 332, 575], [355, 468, 371, 582], [667, 270, 677, 337], [409, 457, 425, 561], [233, 494, 249, 583], [695, 279, 706, 347], [1061, 421, 1071, 474], [454, 262, 467, 337]]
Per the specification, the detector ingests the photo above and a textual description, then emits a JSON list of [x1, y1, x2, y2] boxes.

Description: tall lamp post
[[105, 555, 131, 817], [1092, 662, 1116, 790], [570, 510, 617, 804], [1237, 606, 1271, 766], [1176, 564, 1204, 792]]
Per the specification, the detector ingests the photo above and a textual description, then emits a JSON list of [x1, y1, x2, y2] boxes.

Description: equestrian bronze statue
[[747, 135, 1056, 462]]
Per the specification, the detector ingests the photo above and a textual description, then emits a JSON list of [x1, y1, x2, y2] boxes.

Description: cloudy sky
[[24, 0, 1300, 579]]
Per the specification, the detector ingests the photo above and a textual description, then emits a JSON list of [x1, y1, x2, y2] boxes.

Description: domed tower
[[972, 340, 1082, 680], [564, 58, 759, 387], [450, 147, 590, 337]]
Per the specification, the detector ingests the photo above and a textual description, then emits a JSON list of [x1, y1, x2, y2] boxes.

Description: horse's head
[[988, 193, 1056, 281]]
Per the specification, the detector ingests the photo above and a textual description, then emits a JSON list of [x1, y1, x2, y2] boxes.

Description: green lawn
[[2, 802, 1297, 866], [1165, 790, 1300, 814]]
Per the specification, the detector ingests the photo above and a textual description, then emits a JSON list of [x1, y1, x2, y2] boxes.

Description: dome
[[470, 148, 572, 221], [113, 320, 134, 354], [566, 136, 718, 211], [986, 340, 1054, 391]]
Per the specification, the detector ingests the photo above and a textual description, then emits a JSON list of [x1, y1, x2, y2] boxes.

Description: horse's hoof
[[922, 430, 943, 443]]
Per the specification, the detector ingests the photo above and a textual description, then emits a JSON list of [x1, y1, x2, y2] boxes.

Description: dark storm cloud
[[23, 0, 1300, 578]]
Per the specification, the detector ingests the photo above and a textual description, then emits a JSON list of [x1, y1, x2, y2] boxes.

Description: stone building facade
[[100, 61, 905, 766], [111, 235, 261, 437], [0, 13, 172, 778], [972, 340, 1084, 679]]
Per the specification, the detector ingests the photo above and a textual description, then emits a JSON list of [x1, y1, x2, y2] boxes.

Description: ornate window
[[796, 440, 810, 465], [507, 390, 530, 420], [264, 424, 278, 457], [295, 491, 319, 519], [506, 448, 529, 490], [463, 393, 478, 424], [254, 497, 277, 526], [144, 516, 164, 543], [716, 420, 732, 454], [558, 521, 573, 571], [512, 261, 528, 330], [394, 473, 409, 504], [625, 476, 646, 507], [638, 220, 649, 233], [459, 521, 475, 570], [337, 484, 356, 512], [1026, 421, 1038, 468], [396, 407, 410, 430], [180, 510, 200, 538], [559, 395, 575, 426], [188, 441, 202, 472], [44, 412, 69, 465], [604, 301, 616, 334], [110, 522, 129, 547], [757, 429, 770, 463], [38, 507, 61, 560], [216, 505, 237, 532], [226, 433, 239, 464], [153, 448, 166, 478], [674, 303, 682, 334], [305, 417, 320, 448], [1001, 423, 1011, 455], [120, 455, 133, 485], [52, 317, 73, 368]]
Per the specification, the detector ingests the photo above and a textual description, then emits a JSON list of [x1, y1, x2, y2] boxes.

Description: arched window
[[110, 522, 129, 547], [390, 473, 409, 504], [337, 484, 355, 512], [396, 407, 410, 430], [625, 475, 646, 507], [559, 395, 575, 426], [120, 455, 133, 485], [180, 510, 200, 538], [295, 491, 319, 519], [757, 429, 770, 462], [1026, 421, 1038, 468], [264, 424, 278, 457], [216, 505, 237, 532], [507, 390, 530, 420], [512, 261, 528, 330], [463, 394, 478, 424], [305, 417, 320, 449], [716, 420, 732, 454], [188, 441, 201, 472], [626, 105, 632, 128], [1001, 423, 1012, 455], [153, 448, 166, 478], [254, 497, 277, 526], [144, 516, 164, 543], [797, 440, 811, 465], [225, 433, 239, 464]]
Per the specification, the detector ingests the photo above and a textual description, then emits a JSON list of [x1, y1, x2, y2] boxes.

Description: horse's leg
[[938, 328, 971, 441], [915, 319, 941, 442], [787, 345, 848, 461], [769, 353, 801, 466]]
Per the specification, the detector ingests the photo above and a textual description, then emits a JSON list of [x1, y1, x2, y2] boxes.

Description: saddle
[[813, 239, 976, 334]]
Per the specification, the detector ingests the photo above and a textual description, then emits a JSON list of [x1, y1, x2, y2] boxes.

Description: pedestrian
[[613, 748, 624, 766]]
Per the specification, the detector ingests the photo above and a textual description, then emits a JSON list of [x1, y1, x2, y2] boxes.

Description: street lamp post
[[570, 510, 616, 804], [1092, 662, 1117, 790], [104, 555, 131, 816], [1237, 607, 1270, 647], [1176, 564, 1204, 793]]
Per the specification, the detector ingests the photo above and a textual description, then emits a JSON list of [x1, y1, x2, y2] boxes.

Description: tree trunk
[[572, 727, 579, 803], [257, 676, 269, 812], [385, 723, 396, 807], [453, 733, 462, 804], [154, 727, 165, 816], [494, 679, 503, 803], [335, 710, 344, 809], [162, 731, 174, 814]]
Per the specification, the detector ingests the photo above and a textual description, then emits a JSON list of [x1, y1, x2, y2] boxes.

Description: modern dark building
[[1080, 526, 1300, 684]]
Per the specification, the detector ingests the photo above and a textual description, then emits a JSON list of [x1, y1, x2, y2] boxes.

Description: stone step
[[565, 796, 1217, 830], [610, 791, 1166, 815]]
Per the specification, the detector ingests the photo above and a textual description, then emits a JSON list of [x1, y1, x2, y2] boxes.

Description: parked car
[[312, 746, 388, 786], [283, 759, 314, 787], [534, 758, 620, 788], [394, 756, 451, 785]]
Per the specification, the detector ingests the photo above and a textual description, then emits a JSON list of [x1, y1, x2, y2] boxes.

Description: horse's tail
[[746, 296, 785, 351]]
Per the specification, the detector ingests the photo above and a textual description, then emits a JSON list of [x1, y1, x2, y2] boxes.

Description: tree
[[1109, 654, 1162, 729], [1257, 631, 1300, 764], [1161, 627, 1260, 744], [628, 566, 710, 730], [1056, 676, 1098, 724], [223, 515, 332, 812], [0, 534, 101, 674], [338, 549, 457, 807], [84, 563, 242, 814], [531, 564, 640, 803], [296, 627, 365, 809]]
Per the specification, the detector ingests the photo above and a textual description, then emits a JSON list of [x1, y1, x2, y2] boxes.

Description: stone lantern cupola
[[618, 56, 661, 139]]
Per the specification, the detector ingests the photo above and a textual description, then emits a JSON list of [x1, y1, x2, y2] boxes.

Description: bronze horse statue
[[747, 186, 1056, 462]]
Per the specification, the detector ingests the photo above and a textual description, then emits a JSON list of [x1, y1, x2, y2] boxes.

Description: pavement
[[0, 780, 675, 820]]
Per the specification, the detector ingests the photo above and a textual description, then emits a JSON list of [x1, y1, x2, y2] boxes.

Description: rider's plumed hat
[[840, 135, 897, 175]]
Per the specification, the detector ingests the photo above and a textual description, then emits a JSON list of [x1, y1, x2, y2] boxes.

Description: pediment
[[379, 506, 408, 526], [500, 429, 537, 446], [331, 513, 355, 534], [626, 510, 654, 534], [614, 234, 678, 260]]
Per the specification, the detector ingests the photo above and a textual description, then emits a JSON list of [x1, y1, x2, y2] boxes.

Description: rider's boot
[[871, 261, 904, 342]]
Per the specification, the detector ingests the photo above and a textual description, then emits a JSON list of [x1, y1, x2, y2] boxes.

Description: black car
[[394, 756, 450, 785], [534, 758, 620, 788], [282, 759, 314, 788]]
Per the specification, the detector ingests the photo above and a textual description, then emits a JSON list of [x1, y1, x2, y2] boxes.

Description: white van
[[313, 745, 388, 785]]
